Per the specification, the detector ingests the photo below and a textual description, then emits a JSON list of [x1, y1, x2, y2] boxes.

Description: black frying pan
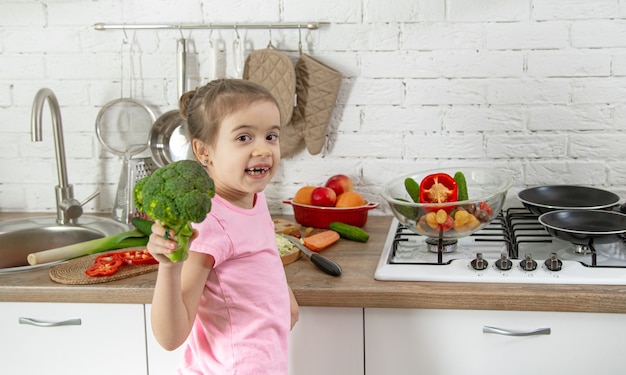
[[518, 185, 620, 215], [538, 210, 626, 246]]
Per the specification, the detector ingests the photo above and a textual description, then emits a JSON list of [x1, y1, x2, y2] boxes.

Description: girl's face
[[204, 100, 281, 208]]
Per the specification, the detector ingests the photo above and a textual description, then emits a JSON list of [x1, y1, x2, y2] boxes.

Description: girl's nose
[[253, 141, 272, 157]]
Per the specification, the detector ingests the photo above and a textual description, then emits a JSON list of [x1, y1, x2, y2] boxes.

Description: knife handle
[[310, 253, 342, 276]]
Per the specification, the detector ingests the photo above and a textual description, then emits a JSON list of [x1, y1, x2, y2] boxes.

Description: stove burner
[[376, 207, 626, 284], [425, 238, 457, 253], [386, 207, 626, 269], [573, 244, 592, 255]]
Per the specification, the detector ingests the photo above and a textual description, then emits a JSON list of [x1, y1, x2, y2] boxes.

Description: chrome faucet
[[31, 88, 97, 224]]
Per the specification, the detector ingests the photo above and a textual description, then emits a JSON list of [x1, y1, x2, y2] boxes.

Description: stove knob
[[520, 253, 537, 271], [495, 252, 512, 270], [471, 253, 488, 271], [544, 252, 563, 272]]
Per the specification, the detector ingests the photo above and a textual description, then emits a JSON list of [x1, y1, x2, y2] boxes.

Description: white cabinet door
[[365, 308, 626, 375], [145, 305, 364, 375], [145, 304, 185, 375], [289, 307, 364, 375], [0, 302, 147, 375]]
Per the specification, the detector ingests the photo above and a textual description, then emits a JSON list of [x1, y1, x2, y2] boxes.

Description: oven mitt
[[243, 47, 296, 128], [291, 54, 342, 155]]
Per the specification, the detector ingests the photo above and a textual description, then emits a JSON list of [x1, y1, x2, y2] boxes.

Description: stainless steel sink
[[0, 89, 133, 274], [0, 215, 129, 274]]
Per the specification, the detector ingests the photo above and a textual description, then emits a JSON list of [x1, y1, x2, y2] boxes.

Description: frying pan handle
[[177, 38, 187, 97]]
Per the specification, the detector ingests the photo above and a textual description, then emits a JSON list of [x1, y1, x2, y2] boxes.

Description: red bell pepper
[[95, 252, 123, 264], [419, 173, 458, 212], [85, 258, 123, 277], [119, 248, 158, 265], [86, 248, 157, 278]]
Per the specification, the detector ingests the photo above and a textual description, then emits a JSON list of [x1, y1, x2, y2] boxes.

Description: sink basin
[[0, 215, 129, 273]]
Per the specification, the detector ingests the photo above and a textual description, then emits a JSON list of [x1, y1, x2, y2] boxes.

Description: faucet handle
[[80, 191, 100, 207], [56, 188, 100, 224]]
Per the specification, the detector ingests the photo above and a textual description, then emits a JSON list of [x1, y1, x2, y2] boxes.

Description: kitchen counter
[[1, 212, 626, 313]]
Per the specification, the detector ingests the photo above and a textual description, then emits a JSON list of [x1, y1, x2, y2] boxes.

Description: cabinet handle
[[19, 317, 82, 327], [482, 325, 550, 336]]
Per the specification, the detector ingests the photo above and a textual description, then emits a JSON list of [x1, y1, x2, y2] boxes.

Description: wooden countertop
[[1, 212, 626, 313]]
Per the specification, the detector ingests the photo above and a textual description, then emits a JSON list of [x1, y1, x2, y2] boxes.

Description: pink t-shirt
[[178, 193, 290, 374]]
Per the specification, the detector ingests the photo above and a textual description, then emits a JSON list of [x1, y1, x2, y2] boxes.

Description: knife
[[281, 234, 342, 277]]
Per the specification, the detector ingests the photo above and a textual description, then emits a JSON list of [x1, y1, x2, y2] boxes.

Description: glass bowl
[[380, 167, 512, 241]]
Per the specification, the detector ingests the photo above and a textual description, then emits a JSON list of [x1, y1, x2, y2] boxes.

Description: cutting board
[[49, 248, 158, 285], [274, 218, 303, 266]]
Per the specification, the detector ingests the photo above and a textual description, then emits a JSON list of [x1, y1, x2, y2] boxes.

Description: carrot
[[303, 230, 340, 252]]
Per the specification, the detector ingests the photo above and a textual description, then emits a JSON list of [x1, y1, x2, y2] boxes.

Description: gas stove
[[375, 207, 626, 284]]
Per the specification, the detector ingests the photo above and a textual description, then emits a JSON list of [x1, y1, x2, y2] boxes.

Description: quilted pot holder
[[243, 47, 296, 127], [291, 54, 342, 156]]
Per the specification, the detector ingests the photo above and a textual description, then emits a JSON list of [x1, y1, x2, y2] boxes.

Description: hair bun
[[179, 89, 197, 120]]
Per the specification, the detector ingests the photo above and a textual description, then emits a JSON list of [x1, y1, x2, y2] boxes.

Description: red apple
[[325, 174, 354, 196], [310, 187, 337, 207]]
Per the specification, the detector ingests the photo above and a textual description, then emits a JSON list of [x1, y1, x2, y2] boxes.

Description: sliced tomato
[[85, 258, 123, 277], [479, 201, 494, 216]]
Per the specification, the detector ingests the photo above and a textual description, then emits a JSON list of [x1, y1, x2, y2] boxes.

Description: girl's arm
[[147, 223, 214, 351], [288, 285, 299, 329]]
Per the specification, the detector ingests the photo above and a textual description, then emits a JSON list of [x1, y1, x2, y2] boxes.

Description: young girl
[[146, 79, 299, 374]]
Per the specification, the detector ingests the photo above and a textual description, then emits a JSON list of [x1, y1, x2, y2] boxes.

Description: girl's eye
[[267, 133, 279, 142], [236, 134, 251, 142]]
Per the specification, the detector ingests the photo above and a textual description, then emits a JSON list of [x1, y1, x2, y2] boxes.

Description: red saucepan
[[538, 209, 626, 246], [518, 185, 620, 216]]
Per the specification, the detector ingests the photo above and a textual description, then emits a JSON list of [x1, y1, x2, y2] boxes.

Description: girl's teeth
[[246, 168, 268, 175]]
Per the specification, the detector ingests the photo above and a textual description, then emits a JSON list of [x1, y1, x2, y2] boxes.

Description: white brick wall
[[1, 0, 626, 216]]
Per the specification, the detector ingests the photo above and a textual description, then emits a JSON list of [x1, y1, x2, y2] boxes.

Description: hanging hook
[[119, 27, 131, 98], [122, 25, 129, 44], [232, 25, 244, 78], [298, 25, 303, 55], [267, 25, 274, 49], [178, 25, 185, 39], [234, 24, 240, 40]]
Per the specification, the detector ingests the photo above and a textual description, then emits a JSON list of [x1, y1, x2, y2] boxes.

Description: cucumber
[[329, 222, 369, 243], [404, 177, 420, 203], [393, 198, 420, 220], [131, 217, 155, 236], [454, 171, 468, 201]]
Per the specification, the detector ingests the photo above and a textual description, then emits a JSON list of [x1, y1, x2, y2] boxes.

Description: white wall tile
[[1, 0, 625, 215]]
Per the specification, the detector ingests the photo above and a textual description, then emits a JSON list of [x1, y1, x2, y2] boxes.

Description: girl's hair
[[179, 79, 279, 146]]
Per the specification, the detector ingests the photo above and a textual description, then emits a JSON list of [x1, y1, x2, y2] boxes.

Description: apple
[[325, 174, 354, 196], [310, 186, 337, 207]]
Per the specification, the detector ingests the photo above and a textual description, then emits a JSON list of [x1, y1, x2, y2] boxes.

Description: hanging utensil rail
[[93, 22, 324, 31]]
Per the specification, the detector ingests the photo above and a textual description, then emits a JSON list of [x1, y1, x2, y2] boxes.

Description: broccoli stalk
[[133, 160, 215, 262]]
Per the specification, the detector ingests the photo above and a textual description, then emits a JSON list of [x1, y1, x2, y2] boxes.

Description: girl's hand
[[146, 222, 185, 264], [288, 286, 299, 329], [146, 222, 199, 264]]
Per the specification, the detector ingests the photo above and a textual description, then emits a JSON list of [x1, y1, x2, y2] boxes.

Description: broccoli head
[[134, 160, 215, 262]]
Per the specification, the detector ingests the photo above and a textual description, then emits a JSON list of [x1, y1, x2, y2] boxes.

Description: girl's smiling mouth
[[245, 167, 270, 175]]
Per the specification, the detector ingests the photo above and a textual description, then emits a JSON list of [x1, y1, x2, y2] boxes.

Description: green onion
[[27, 229, 147, 265]]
